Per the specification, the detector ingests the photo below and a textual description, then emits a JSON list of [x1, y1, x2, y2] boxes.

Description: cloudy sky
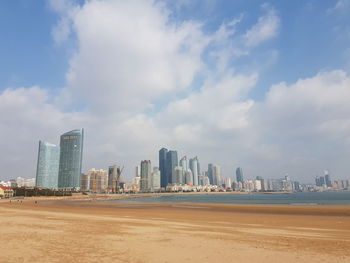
[[1, 0, 350, 183]]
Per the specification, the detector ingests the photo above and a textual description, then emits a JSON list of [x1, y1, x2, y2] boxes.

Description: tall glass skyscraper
[[236, 167, 244, 183], [58, 129, 84, 189], [35, 141, 60, 188], [166, 150, 178, 184], [207, 163, 214, 185], [189, 157, 199, 186], [159, 148, 168, 188]]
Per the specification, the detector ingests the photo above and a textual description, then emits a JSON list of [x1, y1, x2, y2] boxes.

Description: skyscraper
[[58, 129, 84, 189], [166, 150, 178, 184], [185, 169, 193, 185], [236, 167, 244, 183], [159, 148, 168, 188], [108, 165, 121, 193], [324, 170, 332, 187], [150, 167, 161, 191], [207, 164, 213, 185], [35, 141, 60, 189], [174, 166, 184, 184], [213, 164, 221, 186], [140, 160, 152, 191], [189, 157, 199, 186]]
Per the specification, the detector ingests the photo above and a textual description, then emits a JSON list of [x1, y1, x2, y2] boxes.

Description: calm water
[[106, 192, 350, 205]]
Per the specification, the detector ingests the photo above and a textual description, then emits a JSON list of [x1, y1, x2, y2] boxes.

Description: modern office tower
[[159, 148, 168, 188], [185, 169, 193, 185], [324, 170, 332, 187], [236, 167, 244, 183], [197, 160, 201, 176], [174, 166, 184, 184], [108, 165, 121, 193], [207, 164, 214, 185], [35, 141, 60, 189], [315, 176, 320, 186], [179, 156, 187, 184], [166, 150, 178, 184], [189, 157, 199, 186], [135, 165, 141, 177], [87, 168, 108, 193], [319, 176, 326, 186], [80, 173, 89, 191], [140, 160, 152, 191], [151, 167, 161, 191], [58, 129, 84, 188], [179, 156, 187, 170], [212, 164, 221, 186]]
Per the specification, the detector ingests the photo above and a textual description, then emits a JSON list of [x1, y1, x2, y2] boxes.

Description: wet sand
[[1, 197, 350, 263]]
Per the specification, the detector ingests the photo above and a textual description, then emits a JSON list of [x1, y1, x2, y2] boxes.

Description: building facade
[[189, 157, 199, 186], [207, 164, 214, 185], [35, 141, 60, 188], [140, 160, 152, 191], [58, 129, 84, 189], [108, 165, 121, 193], [166, 150, 178, 185], [236, 167, 244, 184], [159, 148, 168, 188]]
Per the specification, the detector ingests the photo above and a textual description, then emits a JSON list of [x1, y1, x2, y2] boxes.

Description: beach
[[1, 196, 350, 263]]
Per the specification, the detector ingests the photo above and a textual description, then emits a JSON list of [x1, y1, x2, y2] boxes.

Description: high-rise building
[[236, 167, 244, 183], [185, 169, 193, 185], [35, 141, 60, 189], [58, 129, 84, 189], [324, 170, 332, 187], [87, 168, 108, 193], [207, 164, 214, 185], [159, 148, 168, 188], [151, 167, 161, 191], [179, 156, 187, 170], [135, 165, 141, 177], [315, 176, 321, 186], [140, 160, 152, 191], [189, 157, 199, 186], [319, 176, 326, 186], [166, 150, 178, 184], [108, 165, 121, 193], [213, 164, 221, 186], [197, 160, 201, 177], [174, 166, 184, 184]]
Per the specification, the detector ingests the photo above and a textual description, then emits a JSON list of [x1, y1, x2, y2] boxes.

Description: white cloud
[[328, 0, 350, 16], [244, 4, 280, 47], [64, 0, 209, 114], [3, 1, 350, 183]]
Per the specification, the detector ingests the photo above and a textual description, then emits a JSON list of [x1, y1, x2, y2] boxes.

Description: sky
[[1, 0, 350, 183]]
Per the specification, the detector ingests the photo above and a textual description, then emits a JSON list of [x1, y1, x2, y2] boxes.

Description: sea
[[106, 191, 350, 205]]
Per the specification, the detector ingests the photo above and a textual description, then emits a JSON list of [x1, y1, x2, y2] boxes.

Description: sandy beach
[[1, 196, 350, 263]]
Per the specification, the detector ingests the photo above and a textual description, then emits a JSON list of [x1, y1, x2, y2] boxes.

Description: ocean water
[[106, 192, 350, 205]]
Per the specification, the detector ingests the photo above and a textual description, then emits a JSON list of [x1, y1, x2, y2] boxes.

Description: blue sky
[[0, 0, 348, 99], [1, 0, 350, 182]]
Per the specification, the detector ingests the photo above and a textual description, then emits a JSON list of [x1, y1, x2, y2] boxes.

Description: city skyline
[[1, 1, 350, 182]]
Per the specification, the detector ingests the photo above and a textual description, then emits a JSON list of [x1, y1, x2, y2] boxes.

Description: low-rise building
[[0, 186, 14, 198]]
